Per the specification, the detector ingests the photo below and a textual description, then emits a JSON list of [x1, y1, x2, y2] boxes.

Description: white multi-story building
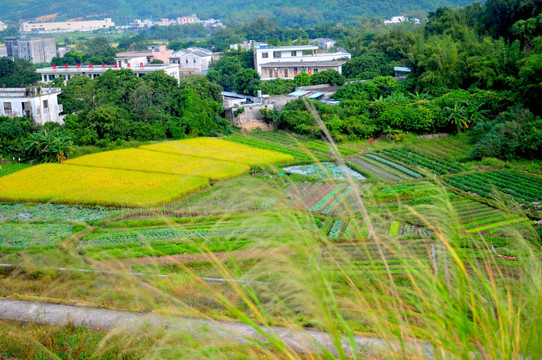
[[310, 38, 337, 49], [0, 87, 64, 124], [37, 63, 182, 84], [169, 47, 213, 72], [0, 21, 7, 32], [254, 44, 351, 80], [230, 40, 259, 51], [21, 18, 115, 34], [177, 14, 200, 25]]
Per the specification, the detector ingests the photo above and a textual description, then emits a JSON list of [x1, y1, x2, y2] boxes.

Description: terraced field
[[348, 154, 422, 182]]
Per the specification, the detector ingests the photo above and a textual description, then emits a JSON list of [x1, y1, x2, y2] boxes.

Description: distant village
[[0, 14, 417, 128]]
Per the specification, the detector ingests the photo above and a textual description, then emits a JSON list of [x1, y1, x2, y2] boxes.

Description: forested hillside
[[1, 0, 476, 26]]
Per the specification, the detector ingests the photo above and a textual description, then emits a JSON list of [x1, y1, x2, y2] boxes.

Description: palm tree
[[24, 128, 74, 163], [444, 101, 469, 133]]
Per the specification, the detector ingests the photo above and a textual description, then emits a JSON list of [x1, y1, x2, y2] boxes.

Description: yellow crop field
[[0, 164, 210, 207], [141, 137, 294, 166], [0, 137, 293, 208], [66, 148, 249, 181]]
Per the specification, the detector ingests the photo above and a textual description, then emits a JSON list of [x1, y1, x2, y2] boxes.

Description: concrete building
[[21, 18, 115, 34], [169, 47, 213, 72], [116, 45, 174, 65], [5, 37, 57, 64], [230, 40, 259, 51], [131, 19, 154, 29], [310, 38, 336, 49], [0, 21, 7, 32], [37, 63, 182, 84], [0, 46, 7, 58], [384, 16, 420, 24], [253, 44, 351, 80], [177, 14, 200, 25], [0, 87, 64, 125]]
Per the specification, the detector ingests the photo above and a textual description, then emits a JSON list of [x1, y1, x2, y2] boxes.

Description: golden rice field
[[66, 148, 250, 181], [141, 137, 294, 166], [0, 164, 210, 207], [0, 138, 292, 207]]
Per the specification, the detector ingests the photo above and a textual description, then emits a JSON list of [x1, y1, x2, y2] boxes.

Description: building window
[[291, 51, 297, 56], [284, 69, 288, 77], [313, 69, 318, 73], [186, 59, 189, 64], [273, 51, 281, 58], [262, 52, 268, 59], [193, 59, 196, 64], [43, 100, 48, 109], [3, 102, 12, 116]]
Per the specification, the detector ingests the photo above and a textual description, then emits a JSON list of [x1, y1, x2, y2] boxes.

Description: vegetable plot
[[379, 148, 466, 175], [348, 154, 422, 182], [285, 182, 364, 215], [445, 171, 542, 206]]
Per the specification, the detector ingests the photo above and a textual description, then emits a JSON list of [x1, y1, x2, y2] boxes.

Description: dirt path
[[0, 299, 434, 358]]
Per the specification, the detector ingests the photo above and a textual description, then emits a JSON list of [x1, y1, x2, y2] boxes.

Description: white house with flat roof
[[169, 47, 213, 72], [37, 63, 182, 84], [0, 87, 64, 124], [254, 44, 350, 80]]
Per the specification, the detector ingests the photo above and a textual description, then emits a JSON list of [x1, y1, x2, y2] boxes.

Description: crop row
[[379, 148, 465, 175], [321, 187, 353, 215], [328, 219, 345, 238], [365, 154, 423, 179], [310, 183, 348, 212], [466, 217, 528, 233], [349, 155, 414, 182], [446, 171, 542, 204]]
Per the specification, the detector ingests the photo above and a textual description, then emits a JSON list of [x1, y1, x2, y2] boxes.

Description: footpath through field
[[0, 299, 435, 358]]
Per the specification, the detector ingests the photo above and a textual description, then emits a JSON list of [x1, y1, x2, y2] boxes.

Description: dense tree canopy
[[59, 70, 229, 146]]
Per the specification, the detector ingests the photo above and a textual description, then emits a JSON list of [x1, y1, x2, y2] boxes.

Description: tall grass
[[1, 104, 541, 359]]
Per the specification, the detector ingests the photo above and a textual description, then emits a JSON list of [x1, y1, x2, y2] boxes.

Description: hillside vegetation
[[1, 0, 475, 26]]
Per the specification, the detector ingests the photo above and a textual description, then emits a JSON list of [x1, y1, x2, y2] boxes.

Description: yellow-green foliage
[[0, 138, 293, 207], [66, 148, 249, 181], [0, 164, 210, 207], [141, 137, 294, 166]]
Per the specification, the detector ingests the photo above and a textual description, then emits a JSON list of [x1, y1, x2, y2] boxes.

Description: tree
[[235, 68, 261, 95], [208, 56, 242, 91], [294, 72, 311, 86], [23, 128, 74, 163], [310, 69, 345, 86]]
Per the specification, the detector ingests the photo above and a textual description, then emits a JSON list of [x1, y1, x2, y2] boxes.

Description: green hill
[[1, 0, 477, 27]]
